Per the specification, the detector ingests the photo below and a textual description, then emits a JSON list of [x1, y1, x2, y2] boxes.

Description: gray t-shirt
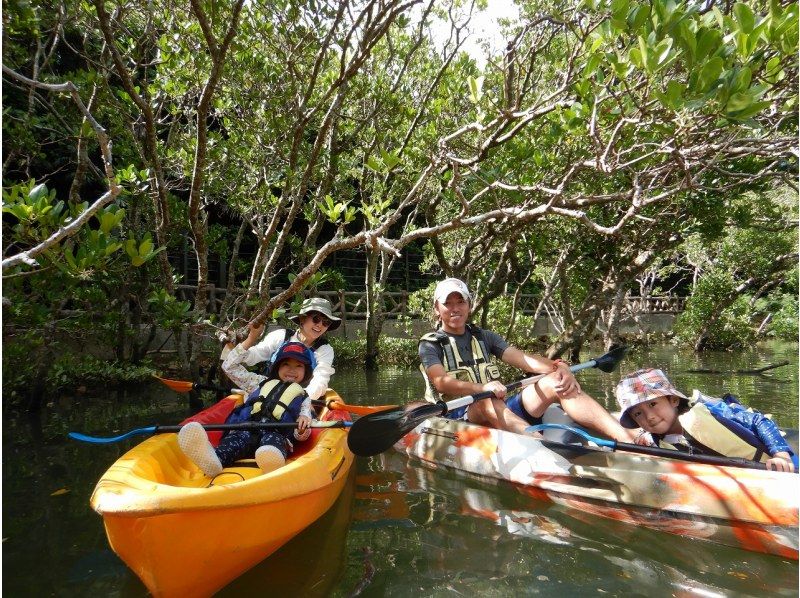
[[418, 326, 509, 370]]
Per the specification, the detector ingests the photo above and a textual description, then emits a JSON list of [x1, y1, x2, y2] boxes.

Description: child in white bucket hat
[[615, 368, 795, 472]]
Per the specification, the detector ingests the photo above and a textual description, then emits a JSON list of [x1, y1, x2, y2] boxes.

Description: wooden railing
[[178, 286, 686, 319]]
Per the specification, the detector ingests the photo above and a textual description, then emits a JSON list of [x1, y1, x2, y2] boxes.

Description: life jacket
[[263, 329, 327, 374], [651, 393, 771, 463], [418, 324, 501, 403], [229, 379, 307, 425]]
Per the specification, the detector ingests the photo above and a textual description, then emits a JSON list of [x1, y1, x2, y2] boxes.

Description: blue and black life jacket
[[228, 379, 307, 425]]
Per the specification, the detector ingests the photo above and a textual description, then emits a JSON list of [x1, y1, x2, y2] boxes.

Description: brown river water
[[3, 342, 798, 596]]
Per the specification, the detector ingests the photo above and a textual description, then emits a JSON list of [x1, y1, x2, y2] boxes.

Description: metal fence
[[178, 286, 686, 320]]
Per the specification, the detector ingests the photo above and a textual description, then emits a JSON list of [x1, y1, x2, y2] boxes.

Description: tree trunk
[[602, 287, 627, 351], [364, 248, 382, 370]]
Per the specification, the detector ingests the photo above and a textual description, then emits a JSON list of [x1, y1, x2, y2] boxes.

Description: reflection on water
[[347, 452, 799, 596], [2, 342, 797, 596]]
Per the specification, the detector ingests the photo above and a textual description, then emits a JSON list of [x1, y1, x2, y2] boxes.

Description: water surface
[[3, 342, 798, 596]]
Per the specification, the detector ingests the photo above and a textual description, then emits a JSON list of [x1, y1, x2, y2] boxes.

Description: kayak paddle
[[69, 420, 352, 445], [154, 376, 233, 394], [154, 376, 395, 415], [347, 347, 628, 457], [527, 423, 775, 471]]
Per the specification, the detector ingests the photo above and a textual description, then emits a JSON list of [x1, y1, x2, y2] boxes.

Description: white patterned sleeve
[[221, 344, 266, 395]]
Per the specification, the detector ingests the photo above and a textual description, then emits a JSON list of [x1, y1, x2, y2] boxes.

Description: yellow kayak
[[89, 390, 354, 597]]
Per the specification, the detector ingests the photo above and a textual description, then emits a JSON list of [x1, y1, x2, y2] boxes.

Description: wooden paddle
[[153, 376, 395, 415], [69, 420, 352, 445], [347, 347, 628, 457], [527, 423, 781, 471]]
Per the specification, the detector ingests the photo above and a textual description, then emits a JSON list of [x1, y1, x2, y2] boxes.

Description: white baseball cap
[[434, 278, 471, 305]]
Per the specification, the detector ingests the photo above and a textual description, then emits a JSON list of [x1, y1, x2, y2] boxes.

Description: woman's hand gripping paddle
[[347, 346, 628, 457]]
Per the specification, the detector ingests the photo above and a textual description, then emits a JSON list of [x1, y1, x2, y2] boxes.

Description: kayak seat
[[541, 404, 591, 445]]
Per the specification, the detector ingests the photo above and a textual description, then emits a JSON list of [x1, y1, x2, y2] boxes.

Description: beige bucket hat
[[288, 297, 341, 331]]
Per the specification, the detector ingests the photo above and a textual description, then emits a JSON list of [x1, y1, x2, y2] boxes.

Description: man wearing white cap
[[418, 278, 635, 441]]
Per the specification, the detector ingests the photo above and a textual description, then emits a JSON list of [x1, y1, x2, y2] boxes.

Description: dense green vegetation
[[3, 0, 797, 408]]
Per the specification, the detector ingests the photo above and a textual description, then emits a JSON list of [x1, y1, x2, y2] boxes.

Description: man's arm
[[425, 363, 511, 400], [500, 346, 581, 398], [500, 346, 559, 374]]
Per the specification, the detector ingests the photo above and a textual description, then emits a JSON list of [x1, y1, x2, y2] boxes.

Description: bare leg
[[521, 375, 635, 443], [467, 398, 542, 437]]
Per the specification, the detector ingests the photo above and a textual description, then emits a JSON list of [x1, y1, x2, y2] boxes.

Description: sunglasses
[[308, 313, 332, 327]]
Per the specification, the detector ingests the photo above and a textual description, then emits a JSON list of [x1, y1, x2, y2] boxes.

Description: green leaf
[[733, 66, 752, 93], [637, 36, 649, 71], [468, 75, 484, 104], [380, 148, 400, 171], [64, 247, 77, 269], [28, 183, 48, 202], [733, 2, 755, 33], [654, 37, 674, 69], [125, 239, 138, 259], [696, 56, 723, 92], [627, 4, 649, 31], [726, 97, 771, 120], [695, 28, 722, 61], [726, 91, 753, 113], [764, 56, 784, 84]]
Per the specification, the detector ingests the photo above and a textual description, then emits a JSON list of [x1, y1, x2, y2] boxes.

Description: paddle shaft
[[528, 424, 769, 471], [69, 420, 351, 444], [444, 374, 545, 412], [612, 440, 768, 470], [153, 421, 349, 433], [444, 359, 595, 413]]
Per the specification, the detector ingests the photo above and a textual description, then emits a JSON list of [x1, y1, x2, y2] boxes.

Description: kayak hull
[[396, 417, 799, 559], [90, 391, 354, 597]]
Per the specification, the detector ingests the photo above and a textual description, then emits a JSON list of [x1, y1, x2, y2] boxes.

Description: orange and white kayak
[[90, 390, 354, 597], [396, 416, 799, 559]]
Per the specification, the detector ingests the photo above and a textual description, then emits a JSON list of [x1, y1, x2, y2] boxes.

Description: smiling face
[[277, 357, 309, 383], [298, 311, 331, 344], [435, 291, 470, 334], [628, 396, 682, 435]]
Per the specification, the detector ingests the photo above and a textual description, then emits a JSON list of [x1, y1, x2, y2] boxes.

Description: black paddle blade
[[347, 402, 445, 457], [593, 346, 628, 373]]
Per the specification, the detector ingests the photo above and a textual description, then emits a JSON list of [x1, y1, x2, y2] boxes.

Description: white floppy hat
[[433, 278, 471, 305]]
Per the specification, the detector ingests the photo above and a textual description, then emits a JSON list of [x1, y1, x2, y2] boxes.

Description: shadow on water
[[2, 341, 797, 596]]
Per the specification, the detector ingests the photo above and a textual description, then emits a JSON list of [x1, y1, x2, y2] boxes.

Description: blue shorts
[[444, 405, 469, 420], [505, 393, 543, 426]]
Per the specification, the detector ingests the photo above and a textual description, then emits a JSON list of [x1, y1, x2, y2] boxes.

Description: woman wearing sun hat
[[222, 297, 341, 401]]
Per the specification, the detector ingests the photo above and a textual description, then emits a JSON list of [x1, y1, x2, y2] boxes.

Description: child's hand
[[294, 415, 312, 441], [634, 429, 655, 446], [766, 452, 795, 473]]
